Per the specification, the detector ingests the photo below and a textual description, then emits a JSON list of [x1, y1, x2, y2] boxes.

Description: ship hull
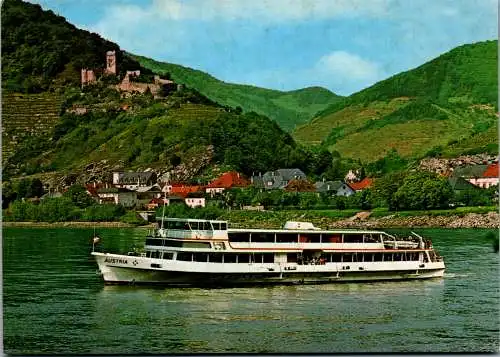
[[93, 252, 445, 287]]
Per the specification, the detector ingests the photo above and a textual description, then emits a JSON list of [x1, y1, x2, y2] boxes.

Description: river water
[[2, 227, 499, 354]]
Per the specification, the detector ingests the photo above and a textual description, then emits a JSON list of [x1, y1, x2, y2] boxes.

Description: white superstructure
[[92, 218, 445, 286]]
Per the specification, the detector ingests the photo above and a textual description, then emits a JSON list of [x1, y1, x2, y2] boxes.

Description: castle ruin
[[105, 50, 117, 75], [81, 50, 178, 97]]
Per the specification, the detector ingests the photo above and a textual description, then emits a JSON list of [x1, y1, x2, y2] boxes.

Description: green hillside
[[130, 54, 342, 132], [1, 0, 339, 181], [294, 40, 498, 161], [1, 0, 151, 92], [3, 83, 317, 179]]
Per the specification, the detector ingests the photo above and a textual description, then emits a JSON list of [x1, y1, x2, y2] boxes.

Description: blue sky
[[32, 0, 497, 95]]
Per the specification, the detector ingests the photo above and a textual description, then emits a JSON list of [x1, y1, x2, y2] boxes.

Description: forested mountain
[[1, 0, 150, 92], [2, 0, 496, 183], [1, 0, 334, 181], [294, 40, 498, 162], [130, 54, 342, 132]]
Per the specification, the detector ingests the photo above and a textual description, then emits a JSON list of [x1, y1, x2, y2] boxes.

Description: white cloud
[[235, 51, 386, 95], [139, 0, 393, 23], [316, 51, 382, 82]]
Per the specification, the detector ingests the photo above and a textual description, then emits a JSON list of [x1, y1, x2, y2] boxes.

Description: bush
[[81, 204, 126, 221], [120, 211, 147, 225]]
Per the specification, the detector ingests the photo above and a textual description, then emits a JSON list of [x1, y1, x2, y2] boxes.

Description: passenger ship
[[92, 218, 445, 286]]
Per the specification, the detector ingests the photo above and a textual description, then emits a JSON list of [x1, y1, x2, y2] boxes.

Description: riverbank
[[1, 221, 153, 228], [2, 211, 498, 229]]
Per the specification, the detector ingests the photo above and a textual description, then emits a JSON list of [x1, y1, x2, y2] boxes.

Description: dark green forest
[[1, 0, 151, 93]]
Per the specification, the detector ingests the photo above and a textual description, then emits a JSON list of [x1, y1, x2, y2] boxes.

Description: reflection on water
[[2, 227, 499, 354]]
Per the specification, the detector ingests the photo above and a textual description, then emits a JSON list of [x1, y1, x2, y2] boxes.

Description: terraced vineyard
[[293, 40, 498, 162], [2, 93, 62, 163]]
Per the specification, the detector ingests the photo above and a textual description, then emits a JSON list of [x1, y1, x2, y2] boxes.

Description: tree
[[455, 187, 494, 206], [16, 179, 31, 199], [63, 185, 95, 208], [2, 181, 18, 209], [393, 171, 453, 210], [371, 171, 407, 210], [27, 178, 44, 198]]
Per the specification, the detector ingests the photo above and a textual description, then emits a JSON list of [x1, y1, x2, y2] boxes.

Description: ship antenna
[[160, 193, 166, 229]]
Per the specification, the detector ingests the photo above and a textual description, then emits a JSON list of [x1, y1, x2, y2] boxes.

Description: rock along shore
[[2, 212, 498, 229], [329, 212, 499, 229]]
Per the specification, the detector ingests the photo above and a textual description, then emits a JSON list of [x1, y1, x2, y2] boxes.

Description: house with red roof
[[146, 197, 169, 210], [163, 184, 204, 198], [205, 171, 250, 195], [468, 162, 499, 189], [348, 177, 374, 192]]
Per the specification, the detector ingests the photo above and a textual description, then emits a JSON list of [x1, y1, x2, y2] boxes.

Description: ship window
[[151, 251, 161, 259], [342, 253, 353, 262], [238, 254, 250, 263], [251, 233, 275, 243], [364, 253, 374, 262], [193, 253, 208, 262], [277, 233, 297, 243], [383, 253, 393, 262], [228, 232, 250, 242], [203, 222, 212, 231], [325, 234, 342, 243], [146, 251, 152, 258], [166, 220, 188, 230], [373, 253, 383, 261], [208, 253, 223, 263], [146, 238, 163, 246], [253, 253, 264, 263], [223, 254, 237, 263], [220, 223, 227, 230], [364, 234, 377, 243], [343, 234, 363, 243], [163, 240, 182, 247], [191, 222, 200, 230], [182, 242, 211, 249], [177, 252, 192, 261], [287, 253, 298, 263], [163, 252, 174, 260], [353, 253, 361, 262], [263, 254, 274, 263], [307, 234, 321, 243], [212, 222, 221, 230], [331, 253, 342, 262]]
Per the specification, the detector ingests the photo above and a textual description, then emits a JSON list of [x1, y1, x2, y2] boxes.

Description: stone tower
[[105, 50, 117, 75]]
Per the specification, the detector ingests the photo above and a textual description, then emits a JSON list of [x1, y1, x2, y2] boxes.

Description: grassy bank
[[1, 221, 152, 228], [2, 206, 497, 229]]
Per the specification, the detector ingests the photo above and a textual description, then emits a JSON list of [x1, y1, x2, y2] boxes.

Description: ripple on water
[[2, 227, 499, 354]]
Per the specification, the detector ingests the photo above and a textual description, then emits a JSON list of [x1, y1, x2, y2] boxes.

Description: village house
[[96, 187, 137, 208], [452, 163, 498, 189], [468, 162, 499, 189], [135, 184, 163, 208], [348, 177, 374, 192], [112, 171, 158, 190], [146, 197, 168, 211], [147, 194, 206, 209], [252, 169, 307, 190], [447, 176, 479, 195], [162, 183, 204, 196], [315, 180, 355, 196], [184, 194, 206, 208], [344, 169, 360, 182], [205, 171, 250, 195]]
